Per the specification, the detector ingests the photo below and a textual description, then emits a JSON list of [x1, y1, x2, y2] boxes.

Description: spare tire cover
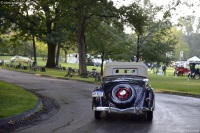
[[109, 83, 136, 107]]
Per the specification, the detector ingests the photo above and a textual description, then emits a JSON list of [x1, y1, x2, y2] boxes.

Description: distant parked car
[[188, 69, 200, 80], [10, 55, 32, 64], [188, 63, 200, 80], [92, 62, 155, 121], [174, 66, 190, 76]]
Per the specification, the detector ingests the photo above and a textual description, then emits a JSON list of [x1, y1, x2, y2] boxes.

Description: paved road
[[0, 69, 200, 133]]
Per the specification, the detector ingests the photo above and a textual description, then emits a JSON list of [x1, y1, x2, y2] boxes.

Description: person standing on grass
[[162, 65, 167, 75]]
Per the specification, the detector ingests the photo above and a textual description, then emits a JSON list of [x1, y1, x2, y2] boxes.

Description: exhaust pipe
[[146, 98, 150, 102]]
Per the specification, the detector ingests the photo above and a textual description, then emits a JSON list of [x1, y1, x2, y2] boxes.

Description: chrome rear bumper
[[93, 106, 154, 113]]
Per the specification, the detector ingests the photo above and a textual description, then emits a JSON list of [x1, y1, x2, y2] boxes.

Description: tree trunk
[[32, 35, 37, 63], [136, 35, 140, 62], [56, 43, 61, 67], [45, 14, 57, 68], [46, 43, 56, 68], [77, 34, 87, 76], [76, 21, 87, 77], [100, 51, 105, 76], [64, 50, 67, 63]]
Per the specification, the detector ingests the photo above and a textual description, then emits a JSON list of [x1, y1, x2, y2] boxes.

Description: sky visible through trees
[[113, 0, 200, 24]]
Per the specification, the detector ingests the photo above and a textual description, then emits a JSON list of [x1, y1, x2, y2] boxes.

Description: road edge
[[0, 98, 42, 127], [156, 90, 200, 98]]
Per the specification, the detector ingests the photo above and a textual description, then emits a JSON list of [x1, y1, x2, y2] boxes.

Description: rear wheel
[[188, 73, 191, 79], [194, 74, 200, 80], [178, 71, 183, 76], [94, 111, 101, 120], [146, 111, 153, 121]]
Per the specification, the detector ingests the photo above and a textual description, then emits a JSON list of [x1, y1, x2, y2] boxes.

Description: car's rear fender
[[136, 88, 155, 111]]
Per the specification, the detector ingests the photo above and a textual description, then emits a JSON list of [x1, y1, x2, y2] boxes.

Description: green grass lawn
[[148, 69, 200, 95], [0, 81, 38, 119]]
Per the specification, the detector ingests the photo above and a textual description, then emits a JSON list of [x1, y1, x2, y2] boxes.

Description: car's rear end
[[92, 62, 155, 121]]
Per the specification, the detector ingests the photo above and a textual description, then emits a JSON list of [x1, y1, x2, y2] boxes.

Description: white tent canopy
[[187, 56, 200, 63]]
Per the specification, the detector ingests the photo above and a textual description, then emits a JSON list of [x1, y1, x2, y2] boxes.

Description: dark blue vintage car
[[92, 62, 155, 121], [188, 63, 200, 80]]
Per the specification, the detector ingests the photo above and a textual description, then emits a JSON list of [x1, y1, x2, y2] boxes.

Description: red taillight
[[95, 97, 100, 102]]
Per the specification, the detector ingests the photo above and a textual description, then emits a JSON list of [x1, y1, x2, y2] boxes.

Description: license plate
[[92, 91, 104, 97]]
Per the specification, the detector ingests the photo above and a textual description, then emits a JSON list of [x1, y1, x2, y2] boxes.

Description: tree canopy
[[1, 0, 199, 72]]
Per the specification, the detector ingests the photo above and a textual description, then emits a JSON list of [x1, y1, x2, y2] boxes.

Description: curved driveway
[[0, 69, 200, 133]]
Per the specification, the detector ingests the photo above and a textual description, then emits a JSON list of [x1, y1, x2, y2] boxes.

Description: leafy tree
[[87, 22, 133, 75], [1, 0, 119, 75], [178, 16, 195, 35], [0, 33, 10, 55], [120, 0, 178, 63], [35, 40, 47, 59], [64, 0, 119, 76], [0, 3, 40, 61], [0, 0, 69, 67], [142, 27, 177, 63], [0, 30, 33, 56], [184, 33, 200, 58], [178, 15, 200, 58], [172, 28, 190, 61]]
